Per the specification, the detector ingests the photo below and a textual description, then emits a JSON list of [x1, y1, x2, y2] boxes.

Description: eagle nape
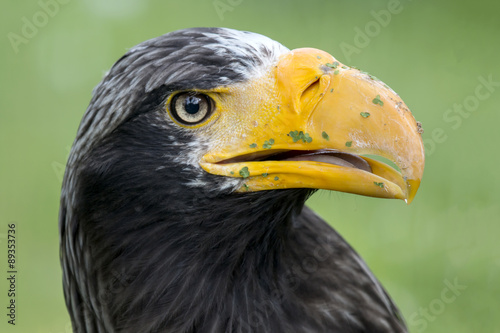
[[60, 27, 424, 333]]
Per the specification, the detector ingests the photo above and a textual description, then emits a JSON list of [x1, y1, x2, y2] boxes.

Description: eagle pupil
[[184, 96, 200, 114]]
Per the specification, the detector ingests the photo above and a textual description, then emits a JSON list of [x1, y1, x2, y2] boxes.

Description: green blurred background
[[1, 0, 499, 332]]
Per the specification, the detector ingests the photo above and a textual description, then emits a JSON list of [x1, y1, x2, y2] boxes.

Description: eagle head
[[60, 27, 424, 332]]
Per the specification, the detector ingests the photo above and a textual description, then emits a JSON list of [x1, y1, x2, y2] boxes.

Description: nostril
[[300, 78, 321, 110], [299, 74, 330, 113]]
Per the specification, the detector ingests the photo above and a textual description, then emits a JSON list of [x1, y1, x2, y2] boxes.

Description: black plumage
[[60, 27, 408, 332]]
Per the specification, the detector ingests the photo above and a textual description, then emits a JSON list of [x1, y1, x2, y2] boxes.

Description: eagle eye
[[170, 92, 213, 125]]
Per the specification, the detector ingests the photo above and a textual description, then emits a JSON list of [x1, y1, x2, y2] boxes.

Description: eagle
[[59, 27, 424, 333]]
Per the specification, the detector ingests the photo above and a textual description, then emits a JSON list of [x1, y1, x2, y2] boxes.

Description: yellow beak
[[200, 48, 425, 203]]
